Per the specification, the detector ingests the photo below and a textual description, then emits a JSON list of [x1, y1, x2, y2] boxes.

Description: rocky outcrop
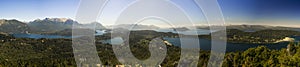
[[275, 37, 295, 43]]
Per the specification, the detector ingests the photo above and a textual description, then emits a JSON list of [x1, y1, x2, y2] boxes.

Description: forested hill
[[0, 33, 300, 66], [197, 25, 300, 32], [212, 29, 300, 44]]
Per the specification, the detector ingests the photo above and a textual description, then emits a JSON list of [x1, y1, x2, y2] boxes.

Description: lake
[[11, 29, 295, 52], [155, 29, 215, 35], [12, 29, 211, 39], [100, 37, 290, 52], [12, 34, 73, 39], [12, 30, 107, 39], [163, 37, 289, 52]]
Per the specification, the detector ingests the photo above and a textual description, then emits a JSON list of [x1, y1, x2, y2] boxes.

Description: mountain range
[[1, 18, 300, 34], [196, 25, 300, 32], [106, 24, 160, 30], [0, 19, 29, 33], [0, 18, 106, 34]]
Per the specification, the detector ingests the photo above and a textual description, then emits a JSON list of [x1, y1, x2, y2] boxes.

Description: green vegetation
[[212, 29, 300, 44], [222, 42, 300, 67], [0, 30, 300, 67]]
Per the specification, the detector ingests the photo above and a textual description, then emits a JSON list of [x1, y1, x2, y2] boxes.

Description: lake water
[[12, 30, 107, 39], [163, 37, 289, 52], [155, 29, 215, 35], [12, 34, 73, 39], [95, 30, 107, 35], [11, 29, 295, 52], [100, 37, 290, 52], [100, 37, 124, 45], [12, 29, 211, 39]]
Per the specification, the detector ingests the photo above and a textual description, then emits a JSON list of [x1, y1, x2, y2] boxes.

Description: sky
[[0, 0, 299, 27]]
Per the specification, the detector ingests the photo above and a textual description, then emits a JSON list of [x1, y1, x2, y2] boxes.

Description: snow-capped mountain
[[28, 18, 105, 33]]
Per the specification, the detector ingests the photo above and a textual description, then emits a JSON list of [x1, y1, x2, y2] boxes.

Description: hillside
[[0, 19, 30, 33], [211, 29, 300, 44], [197, 25, 300, 32], [0, 32, 299, 66]]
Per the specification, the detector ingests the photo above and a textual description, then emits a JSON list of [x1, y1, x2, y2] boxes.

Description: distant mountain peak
[[32, 18, 73, 23], [197, 24, 300, 32], [106, 24, 160, 30], [45, 18, 70, 22], [0, 18, 106, 34], [30, 18, 79, 25]]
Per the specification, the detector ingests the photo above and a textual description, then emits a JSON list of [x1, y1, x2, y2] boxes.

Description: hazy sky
[[0, 0, 299, 27]]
